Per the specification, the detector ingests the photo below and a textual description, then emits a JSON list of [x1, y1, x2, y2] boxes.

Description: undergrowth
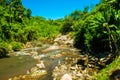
[[94, 56, 120, 80]]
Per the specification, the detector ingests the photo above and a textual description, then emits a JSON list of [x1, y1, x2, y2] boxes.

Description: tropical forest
[[0, 0, 120, 80]]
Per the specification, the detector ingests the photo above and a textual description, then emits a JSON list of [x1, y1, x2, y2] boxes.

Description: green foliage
[[60, 16, 73, 34], [29, 17, 62, 40], [0, 0, 32, 42], [94, 56, 120, 80], [74, 1, 120, 53], [0, 42, 9, 57], [74, 27, 86, 50], [1, 0, 120, 55], [11, 42, 22, 51], [0, 42, 11, 51], [0, 0, 62, 46], [0, 47, 8, 58]]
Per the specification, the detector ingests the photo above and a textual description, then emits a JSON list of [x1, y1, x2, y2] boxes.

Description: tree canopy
[[0, 0, 120, 55]]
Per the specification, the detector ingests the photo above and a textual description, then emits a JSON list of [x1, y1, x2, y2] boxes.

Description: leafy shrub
[[60, 21, 73, 34], [94, 56, 120, 80], [0, 42, 10, 49], [60, 17, 73, 34], [0, 47, 8, 58], [0, 42, 9, 58], [11, 42, 22, 51], [74, 29, 86, 52], [74, 9, 120, 53]]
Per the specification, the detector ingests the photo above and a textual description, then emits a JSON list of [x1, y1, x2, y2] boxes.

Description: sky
[[22, 0, 100, 20]]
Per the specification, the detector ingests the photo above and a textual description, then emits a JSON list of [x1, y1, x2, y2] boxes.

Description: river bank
[[0, 34, 115, 80]]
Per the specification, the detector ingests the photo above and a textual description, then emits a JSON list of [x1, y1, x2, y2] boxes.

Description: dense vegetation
[[0, 0, 63, 57], [60, 0, 120, 79], [94, 56, 120, 80], [0, 0, 63, 42], [1, 0, 120, 79], [60, 0, 120, 55]]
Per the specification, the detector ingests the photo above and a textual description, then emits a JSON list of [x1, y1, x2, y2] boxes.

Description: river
[[0, 44, 80, 80], [0, 55, 37, 80]]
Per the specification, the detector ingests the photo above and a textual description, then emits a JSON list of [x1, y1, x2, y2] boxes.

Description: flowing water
[[38, 48, 80, 80], [0, 55, 37, 80], [0, 45, 80, 80]]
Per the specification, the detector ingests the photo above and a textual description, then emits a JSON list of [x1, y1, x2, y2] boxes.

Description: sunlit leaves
[[74, 0, 120, 53]]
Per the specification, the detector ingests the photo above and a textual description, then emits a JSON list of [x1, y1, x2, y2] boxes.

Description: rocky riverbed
[[7, 45, 114, 80], [0, 34, 115, 80], [7, 43, 82, 80]]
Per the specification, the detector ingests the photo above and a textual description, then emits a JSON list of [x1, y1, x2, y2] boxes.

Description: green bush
[[74, 9, 120, 53], [0, 42, 9, 57], [0, 47, 8, 58], [11, 42, 22, 51], [60, 17, 73, 34], [93, 56, 120, 80], [60, 21, 73, 34]]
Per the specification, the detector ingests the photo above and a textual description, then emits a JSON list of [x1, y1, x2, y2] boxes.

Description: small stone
[[8, 78, 12, 80], [55, 66, 59, 71], [22, 75, 30, 79], [100, 58, 105, 61], [33, 55, 40, 60], [76, 73, 83, 77], [13, 76, 19, 80], [65, 57, 68, 60], [56, 54, 62, 57], [70, 66, 76, 70], [30, 67, 38, 73]]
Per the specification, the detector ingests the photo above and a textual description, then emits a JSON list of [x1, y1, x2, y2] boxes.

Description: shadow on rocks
[[0, 47, 9, 59], [109, 69, 120, 80]]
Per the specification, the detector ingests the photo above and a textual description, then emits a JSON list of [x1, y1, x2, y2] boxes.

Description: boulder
[[60, 73, 72, 80], [36, 61, 45, 69], [54, 34, 74, 47]]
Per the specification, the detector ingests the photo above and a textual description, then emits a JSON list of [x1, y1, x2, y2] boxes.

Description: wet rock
[[41, 45, 59, 52], [30, 67, 39, 73], [38, 54, 45, 58], [54, 33, 74, 47], [13, 76, 19, 80], [53, 62, 93, 80], [30, 70, 47, 77], [36, 61, 45, 69], [21, 75, 30, 79], [52, 53, 105, 80], [109, 69, 120, 80], [61, 65, 68, 70], [70, 66, 76, 70], [15, 52, 30, 56], [30, 51, 38, 56], [76, 72, 83, 77], [8, 78, 12, 80], [55, 53, 62, 58], [32, 55, 40, 61], [60, 73, 72, 80], [70, 65, 79, 70]]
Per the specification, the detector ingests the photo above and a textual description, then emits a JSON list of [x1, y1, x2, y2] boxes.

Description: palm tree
[[87, 5, 119, 53]]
